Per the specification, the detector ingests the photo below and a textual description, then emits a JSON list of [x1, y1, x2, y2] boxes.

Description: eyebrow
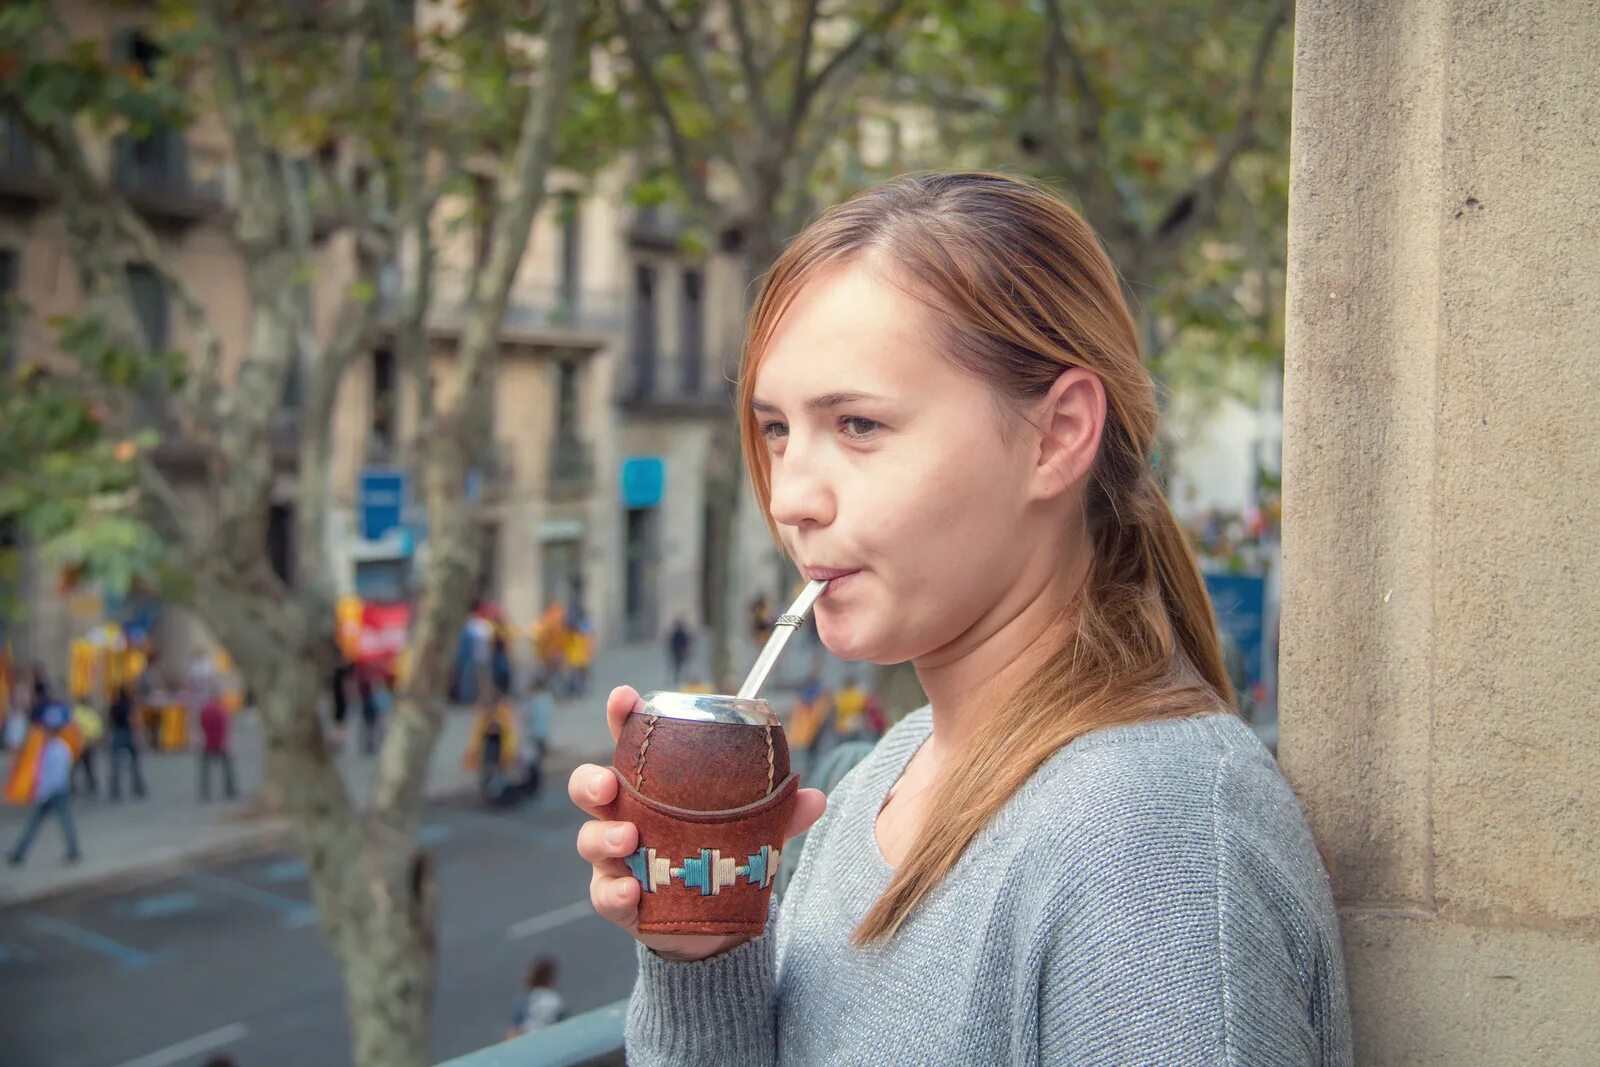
[[750, 391, 887, 415]]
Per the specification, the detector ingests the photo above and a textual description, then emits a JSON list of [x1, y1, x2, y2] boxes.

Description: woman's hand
[[571, 685, 827, 962]]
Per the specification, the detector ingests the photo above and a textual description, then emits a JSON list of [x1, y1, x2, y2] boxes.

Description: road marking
[[507, 899, 594, 941], [22, 913, 166, 971], [255, 859, 307, 884], [112, 1022, 248, 1067], [120, 891, 204, 921], [186, 871, 315, 929], [0, 942, 38, 965]]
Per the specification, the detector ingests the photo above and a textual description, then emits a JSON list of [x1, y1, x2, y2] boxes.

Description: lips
[[802, 566, 861, 582]]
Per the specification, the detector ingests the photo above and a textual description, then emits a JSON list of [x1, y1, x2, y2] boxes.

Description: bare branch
[[1040, 0, 1104, 148], [614, 1, 714, 213], [637, 0, 740, 172], [1150, 0, 1291, 247], [786, 0, 909, 149], [727, 0, 774, 130]]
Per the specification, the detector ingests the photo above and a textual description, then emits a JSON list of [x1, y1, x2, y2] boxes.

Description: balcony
[[0, 113, 52, 207], [626, 203, 684, 251], [617, 350, 732, 418], [113, 128, 226, 226], [468, 439, 515, 503], [547, 435, 595, 502], [378, 278, 627, 345]]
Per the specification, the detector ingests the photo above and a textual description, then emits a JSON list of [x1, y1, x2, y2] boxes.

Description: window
[[557, 191, 581, 319], [371, 345, 396, 452], [680, 268, 704, 394], [0, 248, 16, 371], [631, 263, 657, 394], [555, 358, 580, 439], [125, 264, 169, 351]]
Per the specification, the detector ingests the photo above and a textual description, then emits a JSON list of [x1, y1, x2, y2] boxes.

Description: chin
[[816, 610, 902, 665]]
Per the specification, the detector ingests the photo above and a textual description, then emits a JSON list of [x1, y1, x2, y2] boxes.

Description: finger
[[605, 686, 643, 744], [783, 787, 827, 843], [568, 763, 618, 817], [590, 869, 641, 927], [576, 819, 638, 865]]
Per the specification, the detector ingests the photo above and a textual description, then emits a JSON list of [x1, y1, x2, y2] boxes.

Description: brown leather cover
[[614, 714, 791, 810], [605, 768, 798, 935]]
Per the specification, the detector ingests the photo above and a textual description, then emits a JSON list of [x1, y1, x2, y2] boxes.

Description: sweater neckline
[[864, 707, 935, 876]]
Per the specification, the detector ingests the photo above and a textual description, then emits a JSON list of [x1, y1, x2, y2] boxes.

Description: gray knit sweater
[[626, 707, 1352, 1065]]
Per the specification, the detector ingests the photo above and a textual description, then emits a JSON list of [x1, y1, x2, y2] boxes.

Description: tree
[[611, 0, 914, 690], [0, 2, 585, 1063], [900, 0, 1294, 432]]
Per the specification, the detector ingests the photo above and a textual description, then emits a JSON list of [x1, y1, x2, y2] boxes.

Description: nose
[[767, 441, 837, 531]]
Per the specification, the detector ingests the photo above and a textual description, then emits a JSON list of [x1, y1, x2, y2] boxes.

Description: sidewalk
[[0, 632, 853, 906]]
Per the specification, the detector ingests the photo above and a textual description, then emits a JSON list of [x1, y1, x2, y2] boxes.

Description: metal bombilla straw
[[736, 579, 830, 700]]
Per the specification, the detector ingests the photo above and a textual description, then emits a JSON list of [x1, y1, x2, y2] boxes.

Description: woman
[[570, 173, 1351, 1064]]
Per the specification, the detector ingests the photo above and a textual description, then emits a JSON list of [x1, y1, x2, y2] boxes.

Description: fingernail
[[607, 826, 626, 847], [614, 882, 630, 904]]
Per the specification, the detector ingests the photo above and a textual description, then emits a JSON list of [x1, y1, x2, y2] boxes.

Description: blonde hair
[[737, 172, 1235, 945]]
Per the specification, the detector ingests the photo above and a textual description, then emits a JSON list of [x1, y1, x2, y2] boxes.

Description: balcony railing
[[113, 128, 226, 224], [548, 435, 595, 501], [378, 278, 627, 342], [626, 203, 684, 251], [439, 1000, 626, 1067], [0, 113, 52, 204], [617, 351, 732, 416]]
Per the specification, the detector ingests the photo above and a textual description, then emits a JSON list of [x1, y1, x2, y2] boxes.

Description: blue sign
[[360, 468, 408, 540], [1203, 572, 1267, 695], [622, 457, 665, 509]]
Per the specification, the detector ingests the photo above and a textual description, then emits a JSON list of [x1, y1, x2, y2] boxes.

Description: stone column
[[1280, 2, 1599, 1062]]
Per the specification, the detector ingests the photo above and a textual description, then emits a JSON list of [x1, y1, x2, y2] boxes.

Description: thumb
[[782, 787, 827, 843]]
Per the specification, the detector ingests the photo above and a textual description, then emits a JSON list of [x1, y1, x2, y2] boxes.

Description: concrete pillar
[[1280, 3, 1599, 1062]]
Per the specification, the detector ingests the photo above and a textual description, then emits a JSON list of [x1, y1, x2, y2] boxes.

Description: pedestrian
[[506, 955, 565, 1038], [830, 675, 870, 743], [563, 613, 592, 699], [517, 674, 554, 797], [569, 172, 1350, 1062], [7, 702, 81, 866], [107, 684, 147, 800], [666, 618, 693, 687], [749, 593, 773, 649], [330, 648, 354, 750], [198, 692, 237, 802], [491, 628, 513, 698], [136, 650, 164, 748], [70, 701, 103, 798], [356, 670, 382, 756]]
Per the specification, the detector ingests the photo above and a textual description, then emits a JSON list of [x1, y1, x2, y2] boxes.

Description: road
[[0, 785, 637, 1067]]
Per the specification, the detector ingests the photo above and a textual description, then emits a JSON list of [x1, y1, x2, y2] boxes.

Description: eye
[[760, 420, 789, 441], [839, 416, 882, 440]]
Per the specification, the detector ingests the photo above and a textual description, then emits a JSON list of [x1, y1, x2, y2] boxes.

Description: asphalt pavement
[[0, 787, 637, 1067]]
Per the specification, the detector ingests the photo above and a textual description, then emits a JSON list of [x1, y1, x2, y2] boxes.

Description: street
[[0, 789, 637, 1067]]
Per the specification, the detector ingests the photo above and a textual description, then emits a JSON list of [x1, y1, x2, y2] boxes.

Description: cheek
[[820, 434, 1027, 660]]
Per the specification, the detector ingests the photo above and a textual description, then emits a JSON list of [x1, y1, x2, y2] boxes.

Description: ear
[[1029, 368, 1107, 502]]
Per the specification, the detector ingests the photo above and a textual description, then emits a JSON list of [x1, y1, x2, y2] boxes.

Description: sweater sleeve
[[1035, 749, 1325, 1066], [623, 901, 779, 1066]]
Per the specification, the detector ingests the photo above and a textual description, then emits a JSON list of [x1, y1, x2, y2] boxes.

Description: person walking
[[7, 703, 81, 866], [666, 619, 693, 687], [507, 956, 566, 1038], [107, 684, 147, 800], [70, 701, 103, 798], [198, 693, 237, 802], [569, 173, 1350, 1064]]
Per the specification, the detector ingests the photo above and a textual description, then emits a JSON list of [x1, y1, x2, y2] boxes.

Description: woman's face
[[751, 263, 1048, 664]]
